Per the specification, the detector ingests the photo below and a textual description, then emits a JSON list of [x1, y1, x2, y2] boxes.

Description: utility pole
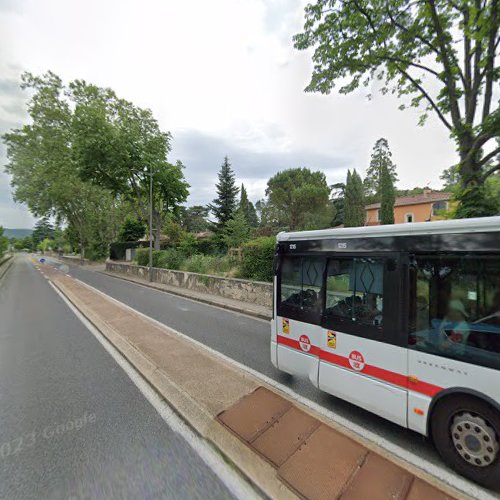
[[149, 166, 153, 282]]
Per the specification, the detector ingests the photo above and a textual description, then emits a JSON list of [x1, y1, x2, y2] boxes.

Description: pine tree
[[223, 209, 250, 248], [379, 163, 395, 224], [344, 169, 365, 227], [239, 184, 258, 227], [209, 157, 239, 230], [364, 138, 398, 199]]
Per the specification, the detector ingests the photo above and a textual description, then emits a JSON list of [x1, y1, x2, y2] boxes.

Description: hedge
[[109, 241, 148, 261], [240, 236, 276, 282]]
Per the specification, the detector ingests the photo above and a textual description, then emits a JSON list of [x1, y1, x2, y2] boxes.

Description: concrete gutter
[[39, 263, 470, 500]]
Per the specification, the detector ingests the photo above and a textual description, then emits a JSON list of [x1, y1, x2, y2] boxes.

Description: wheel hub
[[451, 412, 499, 467]]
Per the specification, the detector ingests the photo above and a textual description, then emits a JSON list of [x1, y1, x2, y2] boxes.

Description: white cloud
[[0, 0, 458, 226]]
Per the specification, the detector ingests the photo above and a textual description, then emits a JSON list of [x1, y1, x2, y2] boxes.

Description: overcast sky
[[0, 0, 457, 228]]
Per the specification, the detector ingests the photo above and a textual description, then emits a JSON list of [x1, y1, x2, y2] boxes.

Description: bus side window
[[279, 256, 324, 323], [408, 254, 500, 371], [324, 257, 384, 329]]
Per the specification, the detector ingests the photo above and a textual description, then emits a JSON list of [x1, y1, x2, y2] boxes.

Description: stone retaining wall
[[106, 261, 273, 308]]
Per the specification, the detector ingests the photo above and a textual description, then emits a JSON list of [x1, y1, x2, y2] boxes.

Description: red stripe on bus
[[276, 335, 442, 397]]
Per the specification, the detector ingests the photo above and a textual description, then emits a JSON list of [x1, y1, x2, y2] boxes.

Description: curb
[[100, 270, 273, 321], [47, 272, 470, 500], [50, 277, 297, 499]]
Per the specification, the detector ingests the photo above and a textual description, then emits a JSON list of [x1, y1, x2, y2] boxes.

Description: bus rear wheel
[[431, 395, 500, 490]]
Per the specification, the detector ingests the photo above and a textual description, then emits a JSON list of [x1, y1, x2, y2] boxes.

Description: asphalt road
[[0, 257, 235, 500], [56, 260, 442, 467]]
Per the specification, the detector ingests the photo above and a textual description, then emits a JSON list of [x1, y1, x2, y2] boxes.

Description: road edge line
[[48, 280, 262, 500], [70, 275, 494, 500]]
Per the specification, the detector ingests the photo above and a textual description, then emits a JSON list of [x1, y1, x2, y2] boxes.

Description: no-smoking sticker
[[349, 351, 365, 371], [299, 335, 311, 352]]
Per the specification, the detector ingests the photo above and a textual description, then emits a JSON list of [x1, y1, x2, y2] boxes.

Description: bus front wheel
[[431, 395, 500, 490]]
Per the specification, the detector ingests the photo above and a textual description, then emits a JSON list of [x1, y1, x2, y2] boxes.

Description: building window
[[405, 213, 414, 223], [376, 209, 381, 221], [432, 201, 447, 216]]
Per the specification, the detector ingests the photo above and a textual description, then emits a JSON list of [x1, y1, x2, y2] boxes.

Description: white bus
[[270, 216, 500, 489]]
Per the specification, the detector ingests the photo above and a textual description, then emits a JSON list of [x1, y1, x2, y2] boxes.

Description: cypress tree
[[239, 183, 258, 227], [364, 138, 398, 200], [379, 163, 395, 224], [209, 156, 239, 230], [344, 169, 365, 227]]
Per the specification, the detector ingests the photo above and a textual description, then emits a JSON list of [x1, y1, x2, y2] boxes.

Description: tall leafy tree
[[3, 72, 120, 260], [209, 157, 239, 230], [69, 80, 189, 249], [119, 217, 146, 241], [239, 184, 258, 227], [295, 0, 499, 217], [266, 167, 332, 230], [364, 139, 398, 199], [344, 169, 365, 227], [379, 164, 396, 224], [32, 217, 54, 247]]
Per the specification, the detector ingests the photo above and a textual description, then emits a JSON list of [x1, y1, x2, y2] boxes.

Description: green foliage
[[265, 167, 332, 230], [119, 217, 146, 241], [379, 164, 396, 224], [0, 227, 8, 258], [364, 139, 398, 199], [135, 248, 150, 266], [344, 170, 365, 227], [209, 156, 239, 230], [454, 184, 499, 219], [223, 210, 250, 248], [240, 236, 276, 282], [178, 205, 210, 233], [294, 0, 499, 216], [239, 184, 258, 227], [330, 182, 345, 227]]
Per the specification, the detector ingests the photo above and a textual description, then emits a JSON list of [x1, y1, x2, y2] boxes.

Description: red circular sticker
[[349, 351, 365, 371], [299, 335, 311, 352]]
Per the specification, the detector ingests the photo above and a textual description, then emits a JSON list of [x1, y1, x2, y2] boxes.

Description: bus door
[[275, 255, 326, 387], [318, 254, 408, 427]]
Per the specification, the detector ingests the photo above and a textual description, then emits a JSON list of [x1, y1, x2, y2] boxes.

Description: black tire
[[431, 395, 500, 491]]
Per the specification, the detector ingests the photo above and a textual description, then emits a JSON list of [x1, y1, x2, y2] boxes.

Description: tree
[[222, 210, 251, 248], [295, 0, 499, 217], [330, 182, 346, 227], [239, 184, 258, 227], [209, 157, 239, 230], [32, 217, 54, 248], [69, 80, 189, 249], [119, 217, 146, 241], [379, 164, 396, 224], [3, 72, 123, 260], [0, 227, 8, 258], [364, 139, 398, 199], [344, 170, 365, 227], [178, 205, 210, 233], [266, 167, 332, 230]]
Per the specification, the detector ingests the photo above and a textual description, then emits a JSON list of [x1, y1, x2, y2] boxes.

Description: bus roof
[[277, 216, 500, 242]]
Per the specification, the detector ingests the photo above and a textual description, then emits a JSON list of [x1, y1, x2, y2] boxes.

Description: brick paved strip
[[43, 265, 462, 500]]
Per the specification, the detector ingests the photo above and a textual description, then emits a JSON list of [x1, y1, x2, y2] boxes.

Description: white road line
[[49, 281, 260, 500], [73, 277, 495, 500]]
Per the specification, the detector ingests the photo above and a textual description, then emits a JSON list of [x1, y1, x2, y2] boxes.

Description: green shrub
[[157, 248, 184, 270], [240, 236, 276, 282], [136, 248, 150, 266], [181, 254, 214, 274]]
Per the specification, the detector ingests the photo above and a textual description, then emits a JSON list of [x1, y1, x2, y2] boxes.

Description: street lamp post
[[149, 166, 153, 282]]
